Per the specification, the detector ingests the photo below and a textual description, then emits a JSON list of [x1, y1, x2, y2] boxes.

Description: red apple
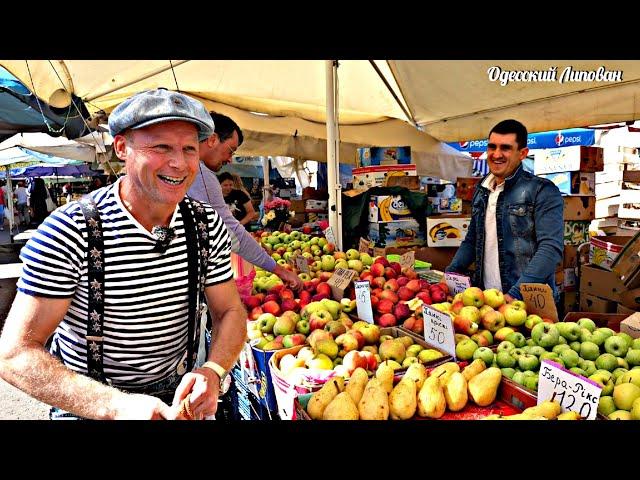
[[342, 350, 368, 375], [396, 276, 410, 287], [347, 329, 366, 350], [316, 282, 332, 297], [378, 313, 397, 327], [369, 263, 385, 277], [249, 306, 264, 320], [416, 291, 432, 305], [244, 295, 262, 309], [281, 298, 300, 313], [383, 278, 399, 292], [264, 294, 279, 304], [384, 267, 397, 279], [360, 272, 374, 282], [397, 286, 414, 301], [374, 257, 390, 268], [379, 290, 399, 304], [389, 262, 402, 276], [393, 302, 412, 321], [262, 300, 282, 316], [371, 276, 386, 289], [405, 279, 422, 293]]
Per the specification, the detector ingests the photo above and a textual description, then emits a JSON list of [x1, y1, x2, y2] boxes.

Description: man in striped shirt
[[0, 89, 247, 420]]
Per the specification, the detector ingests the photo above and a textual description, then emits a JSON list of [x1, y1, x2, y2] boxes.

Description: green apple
[[604, 335, 629, 358], [617, 332, 634, 349], [590, 330, 609, 347], [505, 331, 526, 348], [546, 356, 565, 368], [523, 375, 539, 391], [579, 328, 593, 343], [612, 368, 629, 382], [501, 367, 516, 379], [497, 341, 516, 352], [510, 348, 526, 360], [473, 347, 495, 366], [609, 410, 632, 420], [557, 336, 567, 345], [560, 349, 580, 369], [617, 369, 640, 388], [577, 317, 597, 332], [579, 341, 601, 361], [512, 371, 526, 386], [617, 358, 629, 370], [569, 341, 582, 353], [578, 359, 597, 377], [597, 396, 617, 417], [626, 348, 640, 367], [455, 339, 479, 361], [531, 323, 560, 348], [496, 350, 517, 369], [529, 346, 546, 357], [526, 338, 536, 347], [590, 372, 614, 396], [402, 356, 419, 368], [631, 397, 640, 420], [557, 322, 582, 342], [632, 338, 640, 350], [569, 367, 587, 377], [540, 352, 559, 362], [552, 344, 571, 355], [518, 354, 540, 372]]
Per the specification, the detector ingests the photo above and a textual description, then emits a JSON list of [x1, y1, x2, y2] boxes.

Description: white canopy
[[0, 131, 110, 164]]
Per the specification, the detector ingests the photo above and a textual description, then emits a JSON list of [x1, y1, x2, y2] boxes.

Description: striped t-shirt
[[17, 179, 233, 387]]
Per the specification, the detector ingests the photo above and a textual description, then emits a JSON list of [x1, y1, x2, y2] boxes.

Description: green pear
[[613, 383, 640, 411], [631, 397, 640, 420], [598, 396, 616, 417]]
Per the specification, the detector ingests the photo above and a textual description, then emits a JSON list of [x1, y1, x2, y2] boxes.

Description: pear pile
[[481, 400, 582, 420], [305, 359, 503, 420]]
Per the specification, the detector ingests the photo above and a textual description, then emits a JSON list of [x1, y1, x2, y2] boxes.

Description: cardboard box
[[290, 199, 305, 213], [597, 163, 624, 184], [580, 264, 626, 302], [595, 196, 621, 219], [352, 165, 417, 190], [595, 181, 623, 200], [579, 293, 618, 314], [534, 146, 604, 175], [563, 267, 576, 291], [563, 245, 579, 268], [305, 199, 328, 211], [428, 197, 462, 214], [617, 188, 640, 220], [368, 195, 417, 222], [456, 177, 481, 201], [562, 291, 578, 313], [620, 312, 640, 339], [589, 236, 628, 270], [618, 304, 637, 315], [368, 219, 425, 248], [563, 312, 627, 331], [540, 171, 595, 196], [385, 174, 420, 190], [356, 146, 411, 167], [563, 196, 595, 221], [623, 169, 640, 183], [564, 220, 590, 245], [616, 219, 640, 236], [424, 183, 457, 198], [426, 215, 471, 247]]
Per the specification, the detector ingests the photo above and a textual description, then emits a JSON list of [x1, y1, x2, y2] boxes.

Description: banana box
[[589, 235, 628, 270], [426, 215, 470, 247], [563, 220, 590, 245], [539, 171, 595, 196], [368, 195, 415, 222], [356, 146, 411, 167], [352, 165, 417, 190], [367, 219, 425, 248]]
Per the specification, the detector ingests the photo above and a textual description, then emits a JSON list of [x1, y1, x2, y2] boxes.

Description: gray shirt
[[188, 163, 276, 272]]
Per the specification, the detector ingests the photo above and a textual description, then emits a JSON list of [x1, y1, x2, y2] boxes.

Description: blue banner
[[447, 128, 595, 153]]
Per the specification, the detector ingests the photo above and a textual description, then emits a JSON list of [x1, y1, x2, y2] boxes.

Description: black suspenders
[[79, 195, 210, 383]]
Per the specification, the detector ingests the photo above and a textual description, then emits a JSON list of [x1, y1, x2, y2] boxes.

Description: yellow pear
[[404, 362, 428, 391], [389, 378, 417, 420], [462, 358, 486, 382], [468, 367, 501, 407], [429, 362, 460, 387], [375, 363, 395, 394], [345, 367, 369, 405], [417, 375, 446, 419], [444, 371, 468, 412], [307, 376, 344, 420], [522, 400, 562, 420], [557, 411, 582, 420], [322, 391, 359, 420], [358, 378, 389, 420]]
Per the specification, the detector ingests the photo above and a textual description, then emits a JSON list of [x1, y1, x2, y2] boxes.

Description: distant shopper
[[446, 119, 563, 301], [218, 172, 257, 227], [29, 178, 49, 225], [14, 181, 30, 226]]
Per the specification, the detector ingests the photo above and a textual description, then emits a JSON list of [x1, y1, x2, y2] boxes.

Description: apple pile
[[304, 358, 503, 420]]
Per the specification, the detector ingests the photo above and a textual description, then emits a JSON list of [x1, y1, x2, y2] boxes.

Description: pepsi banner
[[448, 128, 595, 153]]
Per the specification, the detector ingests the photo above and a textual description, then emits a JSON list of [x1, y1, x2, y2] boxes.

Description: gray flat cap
[[108, 88, 214, 141]]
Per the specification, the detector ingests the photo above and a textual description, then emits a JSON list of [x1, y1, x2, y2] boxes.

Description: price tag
[[324, 226, 336, 245], [538, 360, 602, 420], [444, 272, 471, 295], [295, 255, 309, 273], [354, 281, 374, 324], [358, 237, 371, 254], [421, 305, 456, 360], [399, 251, 415, 270], [327, 268, 358, 300], [520, 283, 558, 321]]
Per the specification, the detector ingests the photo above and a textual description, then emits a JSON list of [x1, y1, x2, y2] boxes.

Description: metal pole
[[6, 171, 14, 238], [262, 156, 271, 203], [325, 60, 342, 250]]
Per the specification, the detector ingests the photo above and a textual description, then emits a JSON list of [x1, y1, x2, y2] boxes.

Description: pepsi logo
[[458, 141, 469, 149], [555, 132, 565, 146]]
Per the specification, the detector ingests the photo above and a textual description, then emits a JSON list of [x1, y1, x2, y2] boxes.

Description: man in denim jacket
[[446, 119, 563, 302]]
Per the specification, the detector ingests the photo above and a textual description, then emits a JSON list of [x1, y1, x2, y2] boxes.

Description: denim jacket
[[446, 165, 563, 300]]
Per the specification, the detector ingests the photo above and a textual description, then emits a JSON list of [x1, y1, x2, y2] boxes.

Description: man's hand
[[113, 393, 175, 420], [171, 369, 220, 420], [273, 264, 303, 291]]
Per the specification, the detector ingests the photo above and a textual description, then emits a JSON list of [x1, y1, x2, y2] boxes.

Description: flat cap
[[108, 88, 214, 141]]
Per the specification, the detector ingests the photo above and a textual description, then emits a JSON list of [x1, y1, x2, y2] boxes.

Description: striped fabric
[[17, 179, 232, 387]]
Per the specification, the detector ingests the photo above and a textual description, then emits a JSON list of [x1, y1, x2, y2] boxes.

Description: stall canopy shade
[[2, 60, 640, 144], [0, 131, 110, 164]]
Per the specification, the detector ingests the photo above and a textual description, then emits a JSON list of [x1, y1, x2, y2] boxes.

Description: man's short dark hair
[[210, 112, 244, 146], [489, 119, 528, 150], [217, 172, 234, 183]]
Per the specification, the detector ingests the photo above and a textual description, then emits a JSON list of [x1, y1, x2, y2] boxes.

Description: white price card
[[323, 226, 336, 245], [444, 272, 471, 295], [538, 359, 603, 420], [354, 281, 374, 324], [294, 255, 309, 273], [422, 305, 456, 360]]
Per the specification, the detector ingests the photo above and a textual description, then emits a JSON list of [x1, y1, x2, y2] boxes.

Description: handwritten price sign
[[354, 281, 373, 324], [323, 226, 336, 245], [444, 272, 471, 295], [538, 360, 602, 420], [421, 305, 456, 359], [520, 283, 558, 321], [399, 251, 415, 270], [294, 255, 309, 273]]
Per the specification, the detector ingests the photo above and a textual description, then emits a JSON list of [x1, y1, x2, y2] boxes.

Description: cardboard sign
[[294, 255, 309, 274], [520, 283, 558, 321], [538, 360, 602, 420], [354, 281, 374, 324], [399, 250, 415, 270], [327, 268, 358, 300], [324, 226, 336, 245], [422, 305, 456, 360], [358, 237, 372, 254], [444, 272, 471, 295]]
